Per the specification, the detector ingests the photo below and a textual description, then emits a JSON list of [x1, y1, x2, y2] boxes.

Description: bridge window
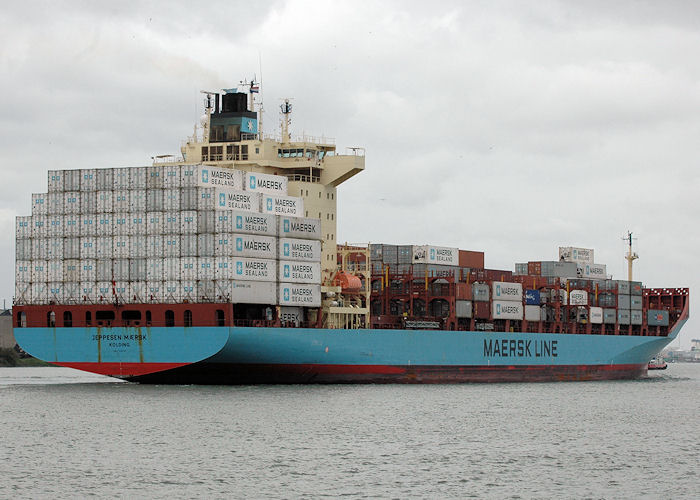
[[215, 309, 225, 327], [165, 310, 175, 327], [63, 311, 72, 328], [47, 311, 56, 327], [184, 310, 193, 327]]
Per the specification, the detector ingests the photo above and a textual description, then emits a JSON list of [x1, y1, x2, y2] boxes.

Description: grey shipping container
[[617, 309, 631, 325], [617, 281, 630, 294], [146, 189, 164, 212], [630, 310, 643, 325], [647, 309, 669, 326], [630, 281, 643, 295], [540, 261, 578, 278], [630, 295, 643, 310], [382, 245, 398, 264], [472, 283, 490, 302], [369, 243, 383, 261], [398, 245, 413, 264], [603, 308, 617, 324], [456, 300, 472, 318], [617, 294, 631, 309]]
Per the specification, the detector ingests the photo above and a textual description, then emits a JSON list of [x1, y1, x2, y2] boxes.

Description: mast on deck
[[623, 231, 638, 281]]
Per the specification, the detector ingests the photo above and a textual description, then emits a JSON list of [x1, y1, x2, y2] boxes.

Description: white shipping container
[[180, 257, 197, 280], [15, 282, 31, 305], [163, 211, 180, 234], [590, 306, 603, 324], [46, 215, 63, 237], [261, 193, 303, 217], [230, 234, 276, 259], [47, 193, 63, 215], [412, 245, 459, 266], [96, 168, 114, 191], [215, 256, 231, 279], [146, 189, 164, 212], [233, 211, 279, 236], [96, 190, 113, 213], [278, 238, 321, 262], [95, 282, 113, 303], [198, 211, 216, 233], [179, 187, 197, 210], [16, 239, 32, 260], [32, 193, 48, 215], [129, 235, 147, 258], [63, 259, 81, 282], [15, 260, 31, 283], [197, 233, 215, 257], [113, 281, 129, 302], [128, 281, 148, 303], [578, 263, 607, 279], [113, 168, 130, 189], [112, 258, 130, 281], [79, 214, 97, 237], [64, 237, 81, 259], [81, 169, 97, 191], [31, 282, 48, 304], [145, 281, 163, 302], [231, 257, 277, 282], [96, 214, 113, 236], [245, 171, 288, 195], [31, 215, 46, 237], [129, 212, 146, 236], [163, 165, 180, 188], [147, 258, 163, 281], [180, 164, 199, 186], [130, 258, 147, 281], [47, 259, 63, 282], [569, 290, 588, 306], [47, 282, 65, 303], [215, 233, 233, 256], [80, 236, 97, 258], [63, 170, 81, 191], [162, 235, 179, 257], [113, 234, 130, 258], [180, 234, 197, 257], [148, 234, 164, 257], [215, 189, 261, 213], [199, 166, 245, 190], [63, 282, 80, 303], [64, 214, 80, 237], [129, 190, 146, 212], [278, 260, 321, 284], [16, 216, 32, 239], [163, 188, 181, 211], [163, 257, 180, 280], [129, 167, 147, 189], [80, 259, 96, 282], [147, 165, 164, 189], [524, 305, 540, 322], [180, 211, 197, 234], [96, 236, 112, 259], [32, 238, 48, 260], [492, 281, 523, 302], [492, 300, 524, 320], [48, 170, 64, 192], [95, 259, 112, 281], [196, 279, 216, 301], [179, 280, 196, 301], [197, 257, 215, 280], [113, 190, 130, 212], [47, 238, 62, 259], [215, 211, 232, 233], [163, 280, 180, 303], [228, 280, 277, 305], [63, 192, 80, 214], [113, 213, 129, 235], [277, 215, 321, 240], [559, 246, 594, 265], [81, 191, 97, 214], [278, 283, 321, 308]]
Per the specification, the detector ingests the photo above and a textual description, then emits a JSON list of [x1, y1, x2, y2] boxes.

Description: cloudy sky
[[1, 0, 698, 347]]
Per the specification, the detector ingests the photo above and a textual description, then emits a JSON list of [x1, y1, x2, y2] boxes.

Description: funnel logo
[[236, 215, 243, 229], [249, 175, 256, 189], [219, 193, 226, 207], [266, 198, 273, 211], [236, 262, 243, 275], [283, 219, 290, 233], [202, 169, 209, 184], [430, 248, 435, 261], [236, 238, 243, 252], [283, 264, 290, 278], [283, 288, 290, 301], [283, 243, 290, 256]]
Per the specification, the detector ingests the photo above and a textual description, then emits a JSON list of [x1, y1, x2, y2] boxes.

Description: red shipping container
[[459, 250, 485, 269], [474, 301, 490, 319], [528, 261, 542, 276], [455, 282, 472, 300]]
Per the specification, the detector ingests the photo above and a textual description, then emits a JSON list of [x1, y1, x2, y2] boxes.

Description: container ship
[[12, 86, 689, 383]]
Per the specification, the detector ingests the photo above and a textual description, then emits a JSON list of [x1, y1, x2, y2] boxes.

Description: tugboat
[[648, 357, 668, 370]]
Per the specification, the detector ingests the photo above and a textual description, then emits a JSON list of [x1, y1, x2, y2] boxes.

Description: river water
[[1, 365, 698, 499]]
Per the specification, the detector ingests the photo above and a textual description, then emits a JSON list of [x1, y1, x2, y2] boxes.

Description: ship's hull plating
[[15, 322, 684, 384]]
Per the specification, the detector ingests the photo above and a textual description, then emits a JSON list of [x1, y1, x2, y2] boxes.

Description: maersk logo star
[[284, 243, 289, 256], [236, 238, 243, 251], [247, 120, 254, 131], [236, 216, 243, 229], [249, 175, 256, 189], [266, 198, 273, 211], [236, 262, 243, 274], [284, 265, 290, 278], [202, 169, 209, 183], [283, 288, 290, 301], [219, 193, 226, 206], [283, 220, 289, 232]]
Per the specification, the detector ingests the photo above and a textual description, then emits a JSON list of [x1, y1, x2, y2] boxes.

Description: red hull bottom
[[122, 362, 649, 384]]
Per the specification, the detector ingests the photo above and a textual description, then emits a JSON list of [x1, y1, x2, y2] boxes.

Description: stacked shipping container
[[15, 165, 322, 308]]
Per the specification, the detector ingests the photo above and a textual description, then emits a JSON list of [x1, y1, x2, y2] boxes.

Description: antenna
[[622, 231, 638, 281], [280, 98, 293, 143], [199, 90, 218, 142]]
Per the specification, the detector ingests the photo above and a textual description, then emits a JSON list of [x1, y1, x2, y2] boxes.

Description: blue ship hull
[[14, 318, 685, 383]]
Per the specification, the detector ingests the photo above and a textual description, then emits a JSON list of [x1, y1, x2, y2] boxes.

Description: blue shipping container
[[525, 289, 540, 305]]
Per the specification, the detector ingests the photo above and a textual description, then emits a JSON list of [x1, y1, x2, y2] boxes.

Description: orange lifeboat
[[334, 272, 362, 292]]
